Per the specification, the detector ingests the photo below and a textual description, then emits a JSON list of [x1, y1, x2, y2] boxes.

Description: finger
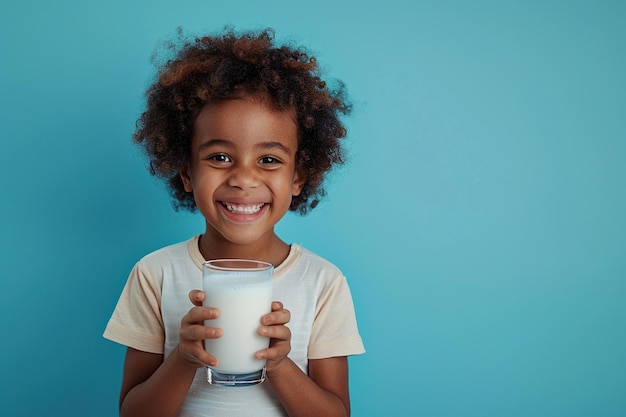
[[271, 301, 283, 311], [177, 343, 220, 368], [189, 290, 205, 306], [180, 323, 223, 342], [195, 351, 219, 368], [256, 345, 291, 360], [261, 308, 290, 326], [183, 306, 221, 324], [258, 323, 291, 341]]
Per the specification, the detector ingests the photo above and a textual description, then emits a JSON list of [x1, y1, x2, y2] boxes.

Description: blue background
[[1, 1, 625, 416]]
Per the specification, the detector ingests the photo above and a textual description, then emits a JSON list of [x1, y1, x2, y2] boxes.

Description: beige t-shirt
[[104, 235, 364, 416]]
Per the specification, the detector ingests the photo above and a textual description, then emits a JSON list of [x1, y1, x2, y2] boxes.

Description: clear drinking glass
[[202, 259, 274, 386]]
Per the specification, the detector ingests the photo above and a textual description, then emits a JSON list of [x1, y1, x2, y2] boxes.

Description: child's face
[[181, 95, 304, 247]]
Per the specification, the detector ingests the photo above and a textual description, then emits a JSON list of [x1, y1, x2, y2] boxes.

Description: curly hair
[[133, 27, 351, 214]]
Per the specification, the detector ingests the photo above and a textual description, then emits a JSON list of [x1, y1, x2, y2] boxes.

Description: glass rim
[[203, 259, 273, 272]]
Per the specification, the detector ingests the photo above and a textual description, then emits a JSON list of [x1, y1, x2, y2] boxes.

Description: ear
[[291, 169, 306, 197], [180, 163, 193, 192]]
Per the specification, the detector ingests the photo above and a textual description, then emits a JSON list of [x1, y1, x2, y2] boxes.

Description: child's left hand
[[256, 301, 291, 373]]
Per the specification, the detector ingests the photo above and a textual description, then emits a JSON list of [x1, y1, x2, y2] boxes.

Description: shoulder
[[129, 236, 201, 288], [279, 245, 346, 291], [137, 236, 199, 270], [289, 244, 342, 273]]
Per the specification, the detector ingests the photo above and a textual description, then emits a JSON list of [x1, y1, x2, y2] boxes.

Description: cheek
[[275, 176, 301, 202], [188, 173, 217, 199]]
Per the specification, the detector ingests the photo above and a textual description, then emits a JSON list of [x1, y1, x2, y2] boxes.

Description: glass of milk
[[202, 259, 274, 386]]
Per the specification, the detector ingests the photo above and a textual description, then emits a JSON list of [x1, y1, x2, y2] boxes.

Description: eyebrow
[[197, 139, 293, 155], [256, 141, 293, 155], [197, 139, 233, 151]]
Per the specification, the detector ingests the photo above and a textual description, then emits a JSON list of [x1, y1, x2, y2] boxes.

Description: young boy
[[104, 28, 364, 417]]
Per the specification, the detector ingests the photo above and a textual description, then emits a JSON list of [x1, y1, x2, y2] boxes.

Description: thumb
[[189, 289, 205, 306]]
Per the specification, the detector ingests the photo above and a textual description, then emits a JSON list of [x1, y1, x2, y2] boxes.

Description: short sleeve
[[308, 275, 365, 359], [103, 261, 165, 354]]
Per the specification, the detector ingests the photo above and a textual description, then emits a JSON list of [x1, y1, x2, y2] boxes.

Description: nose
[[227, 164, 260, 190]]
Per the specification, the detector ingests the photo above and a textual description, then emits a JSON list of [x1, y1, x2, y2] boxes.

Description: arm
[[267, 357, 350, 417], [119, 291, 222, 417], [257, 303, 351, 417]]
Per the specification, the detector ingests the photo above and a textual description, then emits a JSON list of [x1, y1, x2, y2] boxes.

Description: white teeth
[[223, 202, 264, 214]]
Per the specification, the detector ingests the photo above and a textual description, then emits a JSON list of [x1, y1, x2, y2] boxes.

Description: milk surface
[[203, 273, 273, 374]]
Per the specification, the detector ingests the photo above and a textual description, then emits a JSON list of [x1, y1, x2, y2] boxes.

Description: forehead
[[191, 95, 298, 149]]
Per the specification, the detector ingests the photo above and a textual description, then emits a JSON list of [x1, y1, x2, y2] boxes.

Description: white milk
[[203, 273, 273, 374]]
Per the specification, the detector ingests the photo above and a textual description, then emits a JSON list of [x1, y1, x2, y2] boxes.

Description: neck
[[198, 231, 290, 267]]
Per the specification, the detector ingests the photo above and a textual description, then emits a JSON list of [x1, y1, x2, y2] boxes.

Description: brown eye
[[209, 153, 231, 163], [259, 156, 281, 164]]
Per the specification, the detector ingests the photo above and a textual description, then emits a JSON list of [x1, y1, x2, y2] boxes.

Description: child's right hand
[[176, 289, 223, 369]]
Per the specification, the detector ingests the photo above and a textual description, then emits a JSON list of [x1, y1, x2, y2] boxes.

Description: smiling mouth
[[221, 202, 266, 214]]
